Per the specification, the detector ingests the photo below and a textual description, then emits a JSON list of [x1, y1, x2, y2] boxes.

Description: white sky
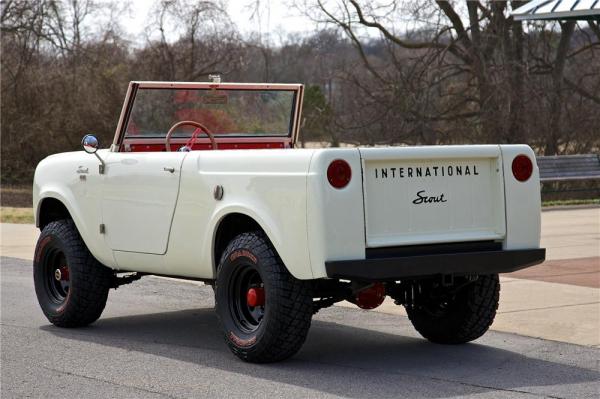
[[94, 1, 542, 47], [124, 0, 317, 43]]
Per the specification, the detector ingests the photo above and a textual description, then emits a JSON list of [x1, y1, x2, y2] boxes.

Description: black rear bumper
[[325, 248, 546, 281]]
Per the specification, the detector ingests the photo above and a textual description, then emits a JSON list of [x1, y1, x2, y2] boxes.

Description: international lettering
[[374, 164, 479, 179]]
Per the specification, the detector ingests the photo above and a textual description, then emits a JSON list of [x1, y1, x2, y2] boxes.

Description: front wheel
[[405, 274, 500, 344], [34, 219, 113, 327], [215, 231, 313, 363]]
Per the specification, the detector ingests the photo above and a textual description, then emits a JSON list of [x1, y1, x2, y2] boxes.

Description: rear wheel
[[405, 274, 500, 344], [34, 219, 113, 327], [215, 231, 313, 363]]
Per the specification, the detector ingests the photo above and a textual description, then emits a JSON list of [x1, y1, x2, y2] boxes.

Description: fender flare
[[206, 205, 312, 280], [36, 190, 116, 268]]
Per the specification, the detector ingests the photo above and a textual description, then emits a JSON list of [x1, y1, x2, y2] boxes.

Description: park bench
[[537, 154, 600, 182]]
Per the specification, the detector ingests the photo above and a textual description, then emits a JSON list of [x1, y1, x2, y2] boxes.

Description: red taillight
[[512, 154, 533, 182], [327, 159, 352, 189]]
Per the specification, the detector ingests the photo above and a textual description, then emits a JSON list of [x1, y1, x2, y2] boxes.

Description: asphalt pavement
[[2, 256, 599, 399]]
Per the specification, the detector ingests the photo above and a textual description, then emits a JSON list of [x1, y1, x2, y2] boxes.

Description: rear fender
[[206, 205, 313, 280], [500, 145, 542, 249], [306, 148, 365, 279]]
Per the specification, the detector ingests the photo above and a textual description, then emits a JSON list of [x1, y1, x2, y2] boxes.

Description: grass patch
[[542, 198, 599, 207], [1, 185, 32, 207], [1, 207, 34, 224]]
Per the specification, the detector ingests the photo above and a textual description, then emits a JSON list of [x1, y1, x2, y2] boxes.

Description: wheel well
[[38, 198, 71, 229], [214, 213, 263, 267]]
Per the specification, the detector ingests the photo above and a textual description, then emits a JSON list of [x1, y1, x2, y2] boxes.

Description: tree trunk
[[545, 21, 575, 155]]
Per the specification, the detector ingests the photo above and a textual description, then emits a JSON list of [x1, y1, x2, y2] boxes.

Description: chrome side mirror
[[81, 134, 105, 174], [82, 134, 99, 153]]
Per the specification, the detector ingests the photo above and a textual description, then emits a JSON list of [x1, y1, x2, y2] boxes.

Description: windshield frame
[[111, 81, 304, 151]]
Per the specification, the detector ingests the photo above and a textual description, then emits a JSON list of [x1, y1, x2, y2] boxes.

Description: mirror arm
[[81, 134, 104, 173], [94, 153, 106, 174]]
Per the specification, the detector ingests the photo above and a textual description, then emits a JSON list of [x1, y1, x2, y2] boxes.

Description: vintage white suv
[[33, 81, 545, 363]]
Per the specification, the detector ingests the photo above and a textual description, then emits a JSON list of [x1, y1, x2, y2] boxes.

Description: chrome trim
[[96, 156, 105, 174]]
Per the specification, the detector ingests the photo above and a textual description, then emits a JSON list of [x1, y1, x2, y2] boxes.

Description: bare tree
[[2, 0, 599, 185], [301, 0, 600, 152], [141, 0, 242, 81]]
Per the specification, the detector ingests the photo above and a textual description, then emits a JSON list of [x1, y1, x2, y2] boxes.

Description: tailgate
[[360, 146, 506, 247]]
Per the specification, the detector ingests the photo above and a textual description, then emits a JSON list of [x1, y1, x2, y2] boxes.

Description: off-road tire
[[215, 231, 313, 363], [406, 274, 500, 344], [34, 219, 113, 327]]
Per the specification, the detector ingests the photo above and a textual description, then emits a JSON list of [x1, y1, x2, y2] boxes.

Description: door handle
[[163, 167, 175, 173]]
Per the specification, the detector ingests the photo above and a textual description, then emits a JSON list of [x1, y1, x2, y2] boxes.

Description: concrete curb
[[542, 204, 599, 212]]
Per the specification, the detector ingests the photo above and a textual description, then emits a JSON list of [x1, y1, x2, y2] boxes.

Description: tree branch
[[347, 0, 468, 62], [563, 77, 600, 104]]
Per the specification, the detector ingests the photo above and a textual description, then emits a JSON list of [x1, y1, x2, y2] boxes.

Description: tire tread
[[215, 231, 312, 363], [34, 219, 112, 327], [406, 274, 500, 344]]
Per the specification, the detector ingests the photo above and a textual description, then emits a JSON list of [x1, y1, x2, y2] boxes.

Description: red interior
[[121, 138, 291, 152]]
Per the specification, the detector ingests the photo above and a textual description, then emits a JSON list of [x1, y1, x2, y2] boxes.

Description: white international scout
[[33, 80, 545, 362]]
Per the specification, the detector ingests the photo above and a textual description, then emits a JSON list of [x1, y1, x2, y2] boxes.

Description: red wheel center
[[55, 266, 69, 281], [246, 287, 265, 307]]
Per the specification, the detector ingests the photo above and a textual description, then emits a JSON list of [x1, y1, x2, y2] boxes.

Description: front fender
[[35, 189, 116, 268], [33, 151, 116, 268]]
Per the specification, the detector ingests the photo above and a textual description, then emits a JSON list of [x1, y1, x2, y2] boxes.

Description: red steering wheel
[[165, 120, 218, 152]]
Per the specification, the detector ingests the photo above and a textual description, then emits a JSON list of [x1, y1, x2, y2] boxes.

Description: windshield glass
[[124, 88, 296, 138]]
